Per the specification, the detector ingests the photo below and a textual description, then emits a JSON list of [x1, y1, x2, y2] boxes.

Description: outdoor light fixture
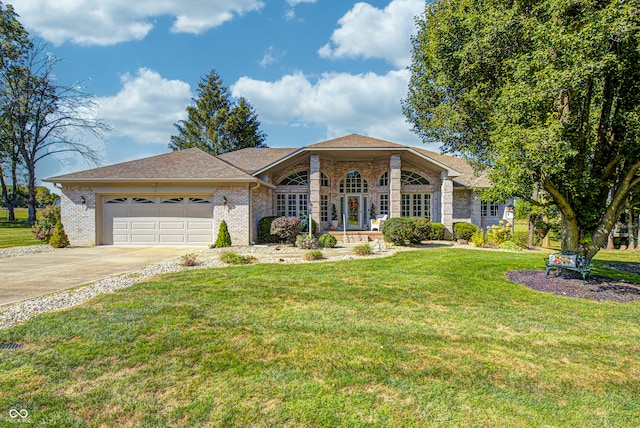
[[80, 195, 86, 205], [223, 196, 228, 206]]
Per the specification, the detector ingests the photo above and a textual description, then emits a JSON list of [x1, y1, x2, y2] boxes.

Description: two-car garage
[[101, 195, 214, 245]]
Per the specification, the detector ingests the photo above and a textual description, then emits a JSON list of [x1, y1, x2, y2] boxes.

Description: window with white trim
[[401, 171, 430, 185], [320, 172, 330, 187], [339, 170, 368, 193], [379, 171, 389, 186], [276, 193, 308, 218], [379, 194, 389, 215], [279, 171, 309, 186], [481, 201, 499, 217], [320, 195, 329, 222], [401, 194, 431, 219]]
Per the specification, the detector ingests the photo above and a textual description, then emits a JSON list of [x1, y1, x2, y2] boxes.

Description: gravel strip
[[0, 245, 394, 330], [0, 244, 55, 259]]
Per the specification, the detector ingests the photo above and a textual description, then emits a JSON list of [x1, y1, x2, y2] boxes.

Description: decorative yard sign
[[549, 254, 577, 268]]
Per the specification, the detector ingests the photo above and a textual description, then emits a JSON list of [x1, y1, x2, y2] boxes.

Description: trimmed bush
[[429, 222, 446, 240], [258, 216, 280, 243], [408, 217, 431, 245], [381, 218, 412, 245], [353, 243, 372, 256], [304, 250, 324, 261], [318, 233, 337, 248], [215, 220, 232, 247], [270, 216, 302, 244], [32, 205, 60, 242], [49, 221, 69, 248], [454, 222, 479, 241]]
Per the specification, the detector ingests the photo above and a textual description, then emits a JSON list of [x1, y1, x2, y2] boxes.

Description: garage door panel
[[158, 220, 187, 230], [102, 195, 213, 245]]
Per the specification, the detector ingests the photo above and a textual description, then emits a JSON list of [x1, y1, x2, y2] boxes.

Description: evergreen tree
[[169, 70, 267, 155]]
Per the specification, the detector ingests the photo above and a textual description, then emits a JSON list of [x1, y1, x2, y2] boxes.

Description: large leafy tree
[[403, 0, 640, 259], [169, 69, 267, 155], [0, 2, 30, 221]]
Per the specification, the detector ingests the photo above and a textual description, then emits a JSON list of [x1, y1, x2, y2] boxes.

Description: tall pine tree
[[169, 70, 267, 155]]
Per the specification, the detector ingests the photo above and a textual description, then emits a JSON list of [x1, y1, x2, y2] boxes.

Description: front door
[[345, 195, 362, 229]]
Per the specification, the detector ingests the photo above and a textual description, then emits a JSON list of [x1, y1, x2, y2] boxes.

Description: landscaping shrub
[[32, 205, 60, 242], [511, 231, 529, 249], [471, 229, 486, 247], [382, 218, 445, 245], [486, 220, 513, 245], [407, 217, 431, 244], [381, 218, 412, 245], [258, 216, 280, 243], [220, 251, 256, 265], [353, 243, 372, 256], [428, 222, 446, 240], [215, 220, 232, 247], [296, 234, 319, 249], [304, 250, 324, 261], [300, 214, 318, 235], [180, 253, 198, 266], [48, 221, 69, 248], [318, 233, 337, 248], [454, 222, 478, 241], [270, 216, 302, 244]]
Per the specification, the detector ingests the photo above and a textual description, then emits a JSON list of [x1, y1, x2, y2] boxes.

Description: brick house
[[45, 134, 511, 246]]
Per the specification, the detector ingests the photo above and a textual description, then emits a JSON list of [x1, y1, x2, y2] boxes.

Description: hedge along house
[[45, 134, 511, 246]]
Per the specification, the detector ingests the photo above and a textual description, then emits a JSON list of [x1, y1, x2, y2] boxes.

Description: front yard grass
[[0, 208, 42, 248], [1, 248, 638, 426]]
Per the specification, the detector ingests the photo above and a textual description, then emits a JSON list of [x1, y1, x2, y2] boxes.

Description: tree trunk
[[26, 162, 37, 224]]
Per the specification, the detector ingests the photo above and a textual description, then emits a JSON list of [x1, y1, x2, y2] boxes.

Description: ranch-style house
[[45, 134, 512, 246]]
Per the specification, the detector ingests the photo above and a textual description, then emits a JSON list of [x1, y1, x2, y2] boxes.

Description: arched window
[[339, 170, 368, 193], [401, 171, 430, 185], [320, 172, 330, 187], [279, 170, 309, 186], [379, 171, 389, 186]]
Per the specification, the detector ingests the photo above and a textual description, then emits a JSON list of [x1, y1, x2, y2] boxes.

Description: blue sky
[[11, 0, 434, 184]]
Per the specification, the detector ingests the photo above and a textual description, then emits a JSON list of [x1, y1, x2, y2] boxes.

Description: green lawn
[[0, 208, 43, 248], [1, 248, 639, 426]]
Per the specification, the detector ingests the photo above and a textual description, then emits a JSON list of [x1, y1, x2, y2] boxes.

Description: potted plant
[[331, 203, 338, 228]]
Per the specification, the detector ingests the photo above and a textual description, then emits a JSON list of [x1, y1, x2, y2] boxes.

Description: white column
[[309, 154, 321, 229]]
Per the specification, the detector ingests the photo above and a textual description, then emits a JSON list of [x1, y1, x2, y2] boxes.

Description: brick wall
[[213, 186, 250, 246], [61, 185, 97, 246]]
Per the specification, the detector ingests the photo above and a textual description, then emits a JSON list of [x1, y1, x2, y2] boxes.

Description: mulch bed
[[506, 269, 640, 303]]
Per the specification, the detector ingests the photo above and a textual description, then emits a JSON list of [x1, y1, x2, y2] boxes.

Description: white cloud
[[284, 0, 316, 21], [318, 0, 424, 67], [231, 69, 420, 145], [286, 0, 317, 5], [259, 46, 286, 68], [13, 0, 265, 46], [98, 68, 191, 144]]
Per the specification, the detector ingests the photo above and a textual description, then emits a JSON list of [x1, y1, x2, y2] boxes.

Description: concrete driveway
[[0, 246, 201, 306]]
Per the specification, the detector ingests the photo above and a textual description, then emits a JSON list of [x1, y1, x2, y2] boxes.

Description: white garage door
[[102, 196, 214, 245]]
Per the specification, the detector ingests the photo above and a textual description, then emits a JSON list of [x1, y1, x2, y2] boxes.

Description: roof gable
[[306, 134, 407, 149], [45, 148, 254, 182]]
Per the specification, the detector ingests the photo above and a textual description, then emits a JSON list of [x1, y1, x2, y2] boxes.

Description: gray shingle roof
[[217, 148, 300, 174], [45, 148, 254, 182]]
